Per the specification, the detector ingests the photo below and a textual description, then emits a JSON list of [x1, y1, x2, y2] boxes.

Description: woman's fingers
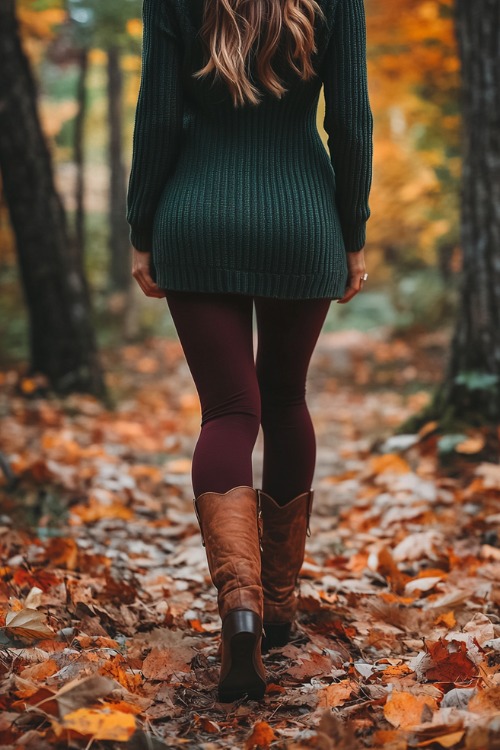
[[336, 272, 366, 304], [137, 269, 166, 298], [336, 250, 367, 304], [132, 250, 166, 298]]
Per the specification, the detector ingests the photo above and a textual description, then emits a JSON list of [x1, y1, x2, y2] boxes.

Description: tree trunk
[[74, 47, 89, 260], [0, 0, 106, 398], [423, 0, 500, 428], [107, 45, 131, 292]]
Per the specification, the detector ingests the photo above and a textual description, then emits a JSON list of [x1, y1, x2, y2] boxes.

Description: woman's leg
[[254, 296, 331, 505], [165, 290, 261, 498]]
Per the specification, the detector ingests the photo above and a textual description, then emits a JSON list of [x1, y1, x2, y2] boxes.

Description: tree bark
[[107, 45, 131, 292], [428, 0, 500, 427], [0, 0, 106, 397], [74, 46, 89, 260]]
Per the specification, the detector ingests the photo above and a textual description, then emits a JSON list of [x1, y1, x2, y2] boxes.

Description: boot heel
[[262, 621, 292, 651], [218, 610, 267, 702]]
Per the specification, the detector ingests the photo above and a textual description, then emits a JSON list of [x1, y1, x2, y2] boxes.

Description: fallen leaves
[[57, 706, 136, 741], [141, 637, 196, 681], [3, 607, 55, 642], [318, 679, 355, 707], [245, 720, 276, 749], [383, 690, 438, 729], [1, 334, 500, 748]]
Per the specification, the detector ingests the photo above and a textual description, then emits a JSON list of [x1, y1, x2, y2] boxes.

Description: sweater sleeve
[[126, 0, 183, 253], [320, 0, 373, 252]]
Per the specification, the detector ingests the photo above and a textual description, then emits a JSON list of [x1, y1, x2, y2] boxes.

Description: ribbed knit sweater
[[126, 0, 373, 299]]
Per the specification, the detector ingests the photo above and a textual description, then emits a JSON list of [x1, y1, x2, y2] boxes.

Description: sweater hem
[[153, 264, 349, 300]]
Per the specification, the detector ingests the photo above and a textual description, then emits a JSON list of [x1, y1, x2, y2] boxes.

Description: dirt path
[[2, 329, 499, 749]]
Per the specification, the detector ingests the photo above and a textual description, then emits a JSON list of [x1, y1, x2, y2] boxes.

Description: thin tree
[[66, 0, 141, 292], [107, 43, 130, 291], [0, 0, 106, 397], [406, 0, 500, 431]]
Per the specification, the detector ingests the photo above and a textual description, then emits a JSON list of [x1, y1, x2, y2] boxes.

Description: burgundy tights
[[165, 291, 331, 505]]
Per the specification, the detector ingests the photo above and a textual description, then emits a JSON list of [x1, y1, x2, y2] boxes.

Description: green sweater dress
[[126, 0, 373, 299]]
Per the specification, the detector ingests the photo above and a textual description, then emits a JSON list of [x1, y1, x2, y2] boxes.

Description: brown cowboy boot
[[257, 488, 314, 650], [193, 485, 267, 702]]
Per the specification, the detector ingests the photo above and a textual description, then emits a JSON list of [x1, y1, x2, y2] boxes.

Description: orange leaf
[[418, 731, 465, 748], [193, 714, 220, 733], [44, 537, 78, 570], [20, 658, 59, 682], [265, 682, 286, 695], [318, 680, 353, 707], [245, 721, 276, 749], [468, 686, 500, 716], [383, 691, 437, 729], [434, 612, 456, 628], [63, 708, 136, 741], [455, 435, 485, 454], [418, 420, 439, 438], [99, 660, 142, 692], [12, 569, 60, 592], [369, 453, 411, 475]]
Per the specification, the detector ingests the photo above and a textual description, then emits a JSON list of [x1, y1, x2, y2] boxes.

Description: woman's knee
[[200, 382, 262, 436], [261, 383, 307, 430]]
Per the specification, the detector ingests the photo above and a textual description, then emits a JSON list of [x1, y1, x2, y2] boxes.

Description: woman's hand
[[336, 249, 367, 304], [132, 249, 166, 298]]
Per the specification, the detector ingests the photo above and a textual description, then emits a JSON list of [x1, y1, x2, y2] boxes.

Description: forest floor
[[1, 325, 500, 749]]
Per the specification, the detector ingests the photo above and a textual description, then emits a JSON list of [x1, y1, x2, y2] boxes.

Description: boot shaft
[[193, 485, 264, 622], [258, 488, 314, 623]]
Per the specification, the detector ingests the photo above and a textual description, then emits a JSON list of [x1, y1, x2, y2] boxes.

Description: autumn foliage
[[1, 331, 500, 748]]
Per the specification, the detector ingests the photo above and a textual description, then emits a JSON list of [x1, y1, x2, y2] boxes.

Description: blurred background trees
[[0, 0, 498, 429], [0, 0, 105, 396]]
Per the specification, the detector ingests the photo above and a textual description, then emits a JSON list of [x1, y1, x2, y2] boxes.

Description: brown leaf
[[286, 652, 333, 682], [4, 608, 55, 642], [50, 675, 117, 717], [424, 638, 479, 683], [43, 537, 79, 569], [141, 633, 196, 681]]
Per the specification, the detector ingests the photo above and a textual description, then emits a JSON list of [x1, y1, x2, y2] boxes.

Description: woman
[[127, 0, 373, 702]]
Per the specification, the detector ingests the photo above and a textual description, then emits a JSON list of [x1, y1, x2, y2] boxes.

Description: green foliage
[[67, 0, 142, 50], [437, 433, 468, 454], [19, 0, 64, 9], [454, 371, 500, 391], [390, 268, 458, 332]]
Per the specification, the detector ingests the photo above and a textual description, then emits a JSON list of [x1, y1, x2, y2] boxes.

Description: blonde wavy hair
[[192, 0, 326, 108]]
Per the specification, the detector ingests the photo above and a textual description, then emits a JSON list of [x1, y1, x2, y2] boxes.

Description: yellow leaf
[[63, 708, 136, 741], [127, 18, 142, 37], [369, 454, 411, 476]]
